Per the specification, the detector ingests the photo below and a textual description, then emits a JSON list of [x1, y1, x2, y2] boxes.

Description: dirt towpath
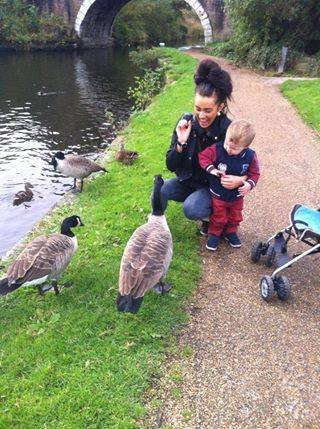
[[149, 51, 320, 428]]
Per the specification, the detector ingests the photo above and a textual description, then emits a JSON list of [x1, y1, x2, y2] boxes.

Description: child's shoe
[[206, 234, 220, 251], [224, 232, 242, 248]]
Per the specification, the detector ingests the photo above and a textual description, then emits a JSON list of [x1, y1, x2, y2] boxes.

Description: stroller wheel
[[265, 244, 276, 268], [275, 276, 291, 301], [260, 276, 275, 302], [251, 241, 263, 263]]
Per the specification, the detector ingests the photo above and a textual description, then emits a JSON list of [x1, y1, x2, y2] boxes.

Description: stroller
[[251, 204, 320, 302]]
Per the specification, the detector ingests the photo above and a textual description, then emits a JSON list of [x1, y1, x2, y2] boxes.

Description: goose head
[[151, 174, 164, 216], [60, 215, 84, 237], [51, 151, 65, 170]]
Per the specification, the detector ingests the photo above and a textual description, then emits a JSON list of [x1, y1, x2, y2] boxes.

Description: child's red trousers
[[208, 197, 244, 236]]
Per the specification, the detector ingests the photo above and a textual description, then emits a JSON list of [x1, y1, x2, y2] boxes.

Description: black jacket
[[166, 113, 231, 187]]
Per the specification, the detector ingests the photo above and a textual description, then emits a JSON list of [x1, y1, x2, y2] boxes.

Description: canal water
[[0, 48, 138, 258]]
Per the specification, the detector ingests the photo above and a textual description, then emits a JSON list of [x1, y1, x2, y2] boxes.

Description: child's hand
[[238, 181, 251, 196], [210, 169, 225, 177]]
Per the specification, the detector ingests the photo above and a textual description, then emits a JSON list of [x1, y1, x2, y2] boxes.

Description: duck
[[117, 174, 173, 313], [0, 215, 84, 296], [37, 86, 46, 96], [37, 86, 59, 96], [115, 142, 139, 165], [51, 151, 107, 192], [13, 182, 34, 206]]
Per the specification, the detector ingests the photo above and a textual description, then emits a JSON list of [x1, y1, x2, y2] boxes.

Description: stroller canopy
[[291, 204, 320, 238]]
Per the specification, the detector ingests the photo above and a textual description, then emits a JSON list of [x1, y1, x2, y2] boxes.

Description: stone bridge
[[34, 0, 227, 47]]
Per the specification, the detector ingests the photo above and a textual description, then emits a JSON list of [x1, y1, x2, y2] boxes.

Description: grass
[[0, 48, 200, 428], [280, 79, 320, 134]]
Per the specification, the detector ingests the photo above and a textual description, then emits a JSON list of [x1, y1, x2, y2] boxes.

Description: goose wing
[[7, 234, 75, 285], [66, 155, 105, 173], [119, 223, 172, 298]]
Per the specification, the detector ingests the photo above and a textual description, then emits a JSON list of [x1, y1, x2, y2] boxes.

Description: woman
[[162, 58, 245, 235]]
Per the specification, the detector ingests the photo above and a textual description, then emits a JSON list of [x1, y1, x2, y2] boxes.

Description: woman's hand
[[220, 175, 246, 190], [176, 119, 191, 145]]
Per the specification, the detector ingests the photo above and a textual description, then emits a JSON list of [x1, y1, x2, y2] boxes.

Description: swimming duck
[[51, 151, 107, 192], [37, 86, 46, 96], [37, 86, 59, 96], [0, 215, 84, 296], [117, 175, 173, 313], [115, 142, 139, 165], [13, 183, 34, 206]]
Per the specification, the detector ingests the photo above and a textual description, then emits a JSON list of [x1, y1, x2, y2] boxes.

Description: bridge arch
[[75, 0, 213, 46]]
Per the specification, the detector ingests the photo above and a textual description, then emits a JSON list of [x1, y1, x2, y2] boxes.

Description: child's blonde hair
[[226, 120, 255, 147]]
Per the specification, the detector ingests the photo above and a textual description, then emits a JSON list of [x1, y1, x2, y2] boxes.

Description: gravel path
[[147, 52, 320, 428]]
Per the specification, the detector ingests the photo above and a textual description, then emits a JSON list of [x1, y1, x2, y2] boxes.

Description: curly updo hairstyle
[[194, 59, 233, 113]]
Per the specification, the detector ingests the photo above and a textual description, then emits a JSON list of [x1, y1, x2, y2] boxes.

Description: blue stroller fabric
[[290, 204, 320, 238]]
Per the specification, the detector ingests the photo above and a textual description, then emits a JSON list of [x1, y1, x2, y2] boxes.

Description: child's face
[[224, 136, 247, 156]]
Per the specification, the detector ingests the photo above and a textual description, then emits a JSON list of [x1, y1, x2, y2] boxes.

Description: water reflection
[[0, 48, 137, 257]]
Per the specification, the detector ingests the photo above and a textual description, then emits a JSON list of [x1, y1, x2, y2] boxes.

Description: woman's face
[[194, 93, 222, 129]]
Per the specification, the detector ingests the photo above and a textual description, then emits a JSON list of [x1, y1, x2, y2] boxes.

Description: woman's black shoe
[[199, 221, 209, 235]]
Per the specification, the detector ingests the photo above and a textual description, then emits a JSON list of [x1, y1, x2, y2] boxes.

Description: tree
[[112, 0, 188, 47], [225, 0, 320, 67]]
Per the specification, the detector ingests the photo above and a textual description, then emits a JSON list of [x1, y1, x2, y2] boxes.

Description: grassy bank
[[0, 49, 199, 428], [280, 79, 320, 134]]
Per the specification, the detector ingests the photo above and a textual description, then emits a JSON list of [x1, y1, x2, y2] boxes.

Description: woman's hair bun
[[194, 59, 233, 104], [194, 59, 222, 86]]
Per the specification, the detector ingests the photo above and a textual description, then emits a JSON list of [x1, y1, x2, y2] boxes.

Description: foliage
[[224, 0, 320, 70], [205, 41, 236, 61], [127, 48, 168, 111], [113, 0, 189, 47], [0, 0, 75, 48], [128, 67, 166, 111], [291, 54, 320, 78], [129, 47, 161, 70], [281, 79, 320, 133], [205, 40, 320, 77], [0, 48, 200, 427]]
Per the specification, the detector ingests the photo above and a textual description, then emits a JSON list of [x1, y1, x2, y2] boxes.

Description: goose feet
[[70, 179, 80, 194], [60, 282, 72, 290], [38, 281, 60, 295], [152, 282, 173, 295]]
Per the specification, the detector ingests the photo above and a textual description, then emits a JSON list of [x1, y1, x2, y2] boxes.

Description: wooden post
[[278, 46, 289, 73]]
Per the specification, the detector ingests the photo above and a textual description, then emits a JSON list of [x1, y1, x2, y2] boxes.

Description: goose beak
[[79, 221, 84, 227]]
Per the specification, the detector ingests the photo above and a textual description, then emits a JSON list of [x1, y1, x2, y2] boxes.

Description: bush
[[291, 56, 320, 77], [0, 0, 76, 48], [224, 0, 320, 71], [205, 41, 236, 61], [112, 0, 188, 47], [129, 48, 161, 70], [128, 68, 166, 111]]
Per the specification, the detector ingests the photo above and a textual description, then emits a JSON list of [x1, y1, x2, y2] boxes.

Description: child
[[199, 120, 260, 251]]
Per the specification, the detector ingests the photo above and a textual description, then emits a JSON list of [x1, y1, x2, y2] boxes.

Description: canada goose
[[0, 215, 84, 296], [51, 151, 107, 192], [117, 174, 173, 313], [115, 142, 139, 165], [13, 183, 34, 206]]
